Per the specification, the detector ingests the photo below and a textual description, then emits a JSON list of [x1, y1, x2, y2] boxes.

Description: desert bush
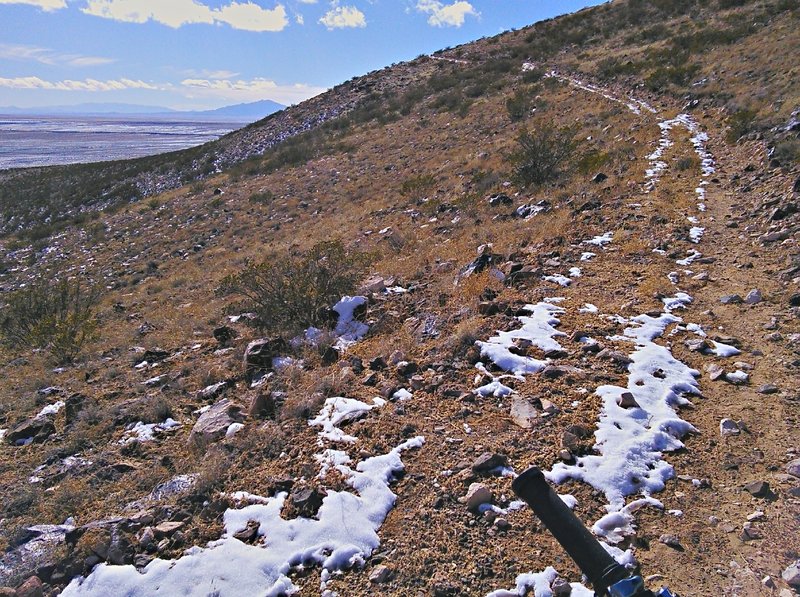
[[772, 140, 800, 165], [508, 125, 578, 188], [506, 89, 532, 121], [576, 149, 611, 175], [249, 190, 275, 204], [0, 276, 100, 364], [218, 240, 369, 336], [400, 174, 436, 197], [726, 108, 759, 143]]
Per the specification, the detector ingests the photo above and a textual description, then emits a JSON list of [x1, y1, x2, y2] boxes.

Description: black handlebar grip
[[511, 466, 628, 593]]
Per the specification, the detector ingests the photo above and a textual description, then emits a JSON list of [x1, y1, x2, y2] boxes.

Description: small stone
[[720, 418, 741, 436], [462, 483, 493, 511], [560, 431, 580, 451], [494, 517, 511, 531], [289, 487, 326, 518], [686, 338, 710, 352], [138, 527, 155, 549], [0, 588, 15, 597], [743, 480, 773, 498], [233, 520, 261, 543], [790, 293, 800, 307], [369, 565, 392, 584], [707, 364, 727, 382], [659, 534, 683, 550], [616, 392, 640, 409], [552, 578, 571, 596], [756, 384, 779, 394], [746, 510, 765, 522], [786, 458, 800, 478], [720, 294, 743, 305], [396, 361, 419, 377], [471, 453, 508, 474], [15, 576, 42, 597], [782, 560, 800, 587], [741, 522, 762, 541], [510, 397, 538, 429], [154, 521, 184, 537], [764, 317, 778, 330], [592, 172, 608, 183], [540, 399, 559, 414], [762, 576, 775, 589], [558, 449, 572, 462], [744, 289, 762, 304], [597, 349, 633, 365], [766, 332, 783, 342], [725, 370, 749, 385], [369, 356, 387, 371]]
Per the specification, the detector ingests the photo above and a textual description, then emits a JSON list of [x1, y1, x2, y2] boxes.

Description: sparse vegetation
[[218, 240, 370, 336], [726, 108, 759, 143], [0, 275, 100, 364], [507, 125, 578, 188]]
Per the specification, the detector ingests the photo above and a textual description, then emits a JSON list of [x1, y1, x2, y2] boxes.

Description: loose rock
[[369, 565, 392, 584], [461, 483, 493, 512], [720, 294, 743, 305]]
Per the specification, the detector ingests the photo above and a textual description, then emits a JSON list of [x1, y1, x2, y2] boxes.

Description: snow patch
[[62, 438, 424, 597], [309, 396, 386, 444], [476, 302, 566, 377], [547, 311, 700, 510]]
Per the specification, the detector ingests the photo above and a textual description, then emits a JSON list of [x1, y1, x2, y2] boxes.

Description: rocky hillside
[[0, 0, 799, 596]]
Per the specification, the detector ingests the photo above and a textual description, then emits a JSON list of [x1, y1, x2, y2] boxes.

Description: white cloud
[[0, 75, 161, 92], [213, 2, 288, 32], [182, 69, 241, 80], [82, 0, 214, 27], [0, 43, 115, 67], [319, 5, 365, 30], [82, 0, 290, 32], [0, 0, 66, 11], [181, 77, 326, 105], [416, 0, 477, 28]]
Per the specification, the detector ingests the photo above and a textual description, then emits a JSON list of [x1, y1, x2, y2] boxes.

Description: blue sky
[[0, 0, 603, 110]]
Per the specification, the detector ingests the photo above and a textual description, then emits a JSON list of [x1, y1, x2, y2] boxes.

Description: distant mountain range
[[0, 99, 285, 121]]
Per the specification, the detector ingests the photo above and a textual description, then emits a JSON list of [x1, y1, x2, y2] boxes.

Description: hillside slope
[[0, 0, 798, 595]]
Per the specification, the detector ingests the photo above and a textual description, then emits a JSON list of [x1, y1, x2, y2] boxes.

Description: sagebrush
[[218, 240, 370, 336], [0, 276, 100, 363], [508, 125, 578, 187]]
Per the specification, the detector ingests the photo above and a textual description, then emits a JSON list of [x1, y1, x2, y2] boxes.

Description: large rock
[[243, 338, 287, 375], [6, 416, 55, 446], [783, 560, 800, 587], [213, 326, 238, 346], [189, 400, 243, 447], [15, 576, 42, 597]]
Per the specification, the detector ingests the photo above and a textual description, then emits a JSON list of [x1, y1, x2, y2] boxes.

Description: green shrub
[[726, 108, 759, 143], [400, 174, 436, 197], [508, 125, 578, 188], [0, 276, 100, 364], [506, 89, 532, 121], [249, 190, 275, 204], [772, 140, 800, 165], [218, 240, 370, 336], [576, 149, 611, 175]]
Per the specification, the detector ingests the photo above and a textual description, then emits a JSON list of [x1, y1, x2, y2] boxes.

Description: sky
[[0, 0, 605, 111]]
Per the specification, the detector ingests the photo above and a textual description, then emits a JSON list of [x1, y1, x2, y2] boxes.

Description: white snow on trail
[[476, 302, 566, 377], [540, 69, 657, 116], [547, 304, 700, 511], [62, 438, 424, 597], [309, 396, 386, 444], [487, 566, 593, 597]]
